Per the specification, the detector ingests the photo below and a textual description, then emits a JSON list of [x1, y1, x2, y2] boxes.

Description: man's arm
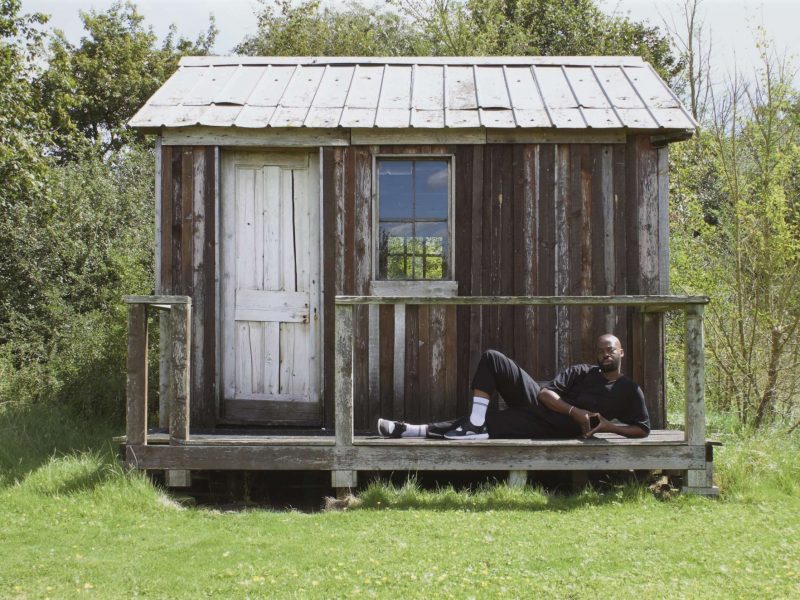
[[537, 388, 594, 435], [588, 414, 648, 438], [538, 389, 649, 438]]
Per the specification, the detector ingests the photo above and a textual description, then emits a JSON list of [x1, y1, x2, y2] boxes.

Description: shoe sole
[[443, 433, 489, 440]]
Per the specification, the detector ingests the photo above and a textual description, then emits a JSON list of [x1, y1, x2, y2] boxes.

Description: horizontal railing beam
[[123, 295, 192, 305], [334, 294, 709, 308]]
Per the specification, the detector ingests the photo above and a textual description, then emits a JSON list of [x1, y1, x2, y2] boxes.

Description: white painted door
[[221, 151, 321, 424]]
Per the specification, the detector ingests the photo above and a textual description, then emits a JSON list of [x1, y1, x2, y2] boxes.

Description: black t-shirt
[[543, 364, 650, 433]]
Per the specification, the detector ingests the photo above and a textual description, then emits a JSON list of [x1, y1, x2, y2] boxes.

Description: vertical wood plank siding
[[322, 136, 668, 431], [160, 136, 668, 432], [160, 146, 217, 429]]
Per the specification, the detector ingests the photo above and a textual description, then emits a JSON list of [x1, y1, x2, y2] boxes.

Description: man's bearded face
[[597, 339, 623, 372]]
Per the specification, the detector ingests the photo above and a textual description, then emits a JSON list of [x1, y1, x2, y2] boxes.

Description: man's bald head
[[598, 334, 622, 349], [596, 333, 624, 374]]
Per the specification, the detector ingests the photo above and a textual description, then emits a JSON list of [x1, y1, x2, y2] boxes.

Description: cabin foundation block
[[332, 470, 357, 497], [508, 469, 527, 488], [165, 469, 192, 488]]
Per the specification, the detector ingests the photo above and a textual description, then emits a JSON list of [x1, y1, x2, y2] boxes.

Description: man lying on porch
[[377, 334, 650, 441]]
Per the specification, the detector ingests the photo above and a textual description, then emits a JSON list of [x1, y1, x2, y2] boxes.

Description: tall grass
[[0, 401, 119, 488], [714, 428, 800, 501]]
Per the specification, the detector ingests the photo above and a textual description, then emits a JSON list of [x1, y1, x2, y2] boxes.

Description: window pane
[[416, 222, 448, 278], [424, 256, 444, 279], [415, 161, 448, 219], [387, 255, 408, 279], [410, 256, 423, 279], [379, 222, 414, 280], [379, 161, 413, 219]]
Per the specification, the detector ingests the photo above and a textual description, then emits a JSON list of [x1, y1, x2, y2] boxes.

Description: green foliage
[[236, 0, 420, 56], [35, 0, 216, 158], [669, 48, 800, 428], [0, 146, 154, 418], [0, 1, 210, 422], [237, 0, 680, 82]]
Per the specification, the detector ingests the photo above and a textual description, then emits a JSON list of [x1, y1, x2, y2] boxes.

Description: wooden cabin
[[123, 56, 716, 495]]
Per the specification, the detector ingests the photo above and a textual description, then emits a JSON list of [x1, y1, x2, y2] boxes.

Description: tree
[[661, 0, 712, 122], [35, 0, 216, 158], [1, 1, 214, 418], [670, 42, 800, 429], [236, 0, 421, 56], [238, 0, 681, 82]]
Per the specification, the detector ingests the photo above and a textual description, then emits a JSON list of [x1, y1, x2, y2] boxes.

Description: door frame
[[216, 148, 324, 426]]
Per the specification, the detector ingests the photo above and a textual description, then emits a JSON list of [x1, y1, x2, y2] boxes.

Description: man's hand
[[569, 407, 596, 436], [582, 413, 649, 439], [582, 412, 611, 438]]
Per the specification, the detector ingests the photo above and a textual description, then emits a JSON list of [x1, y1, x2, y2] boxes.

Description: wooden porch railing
[[334, 295, 710, 488], [123, 295, 192, 447]]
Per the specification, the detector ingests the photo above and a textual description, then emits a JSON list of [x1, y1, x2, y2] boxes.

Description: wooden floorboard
[[125, 442, 707, 471], [115, 429, 689, 446]]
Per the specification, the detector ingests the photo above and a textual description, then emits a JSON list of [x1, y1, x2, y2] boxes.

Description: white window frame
[[371, 153, 457, 292]]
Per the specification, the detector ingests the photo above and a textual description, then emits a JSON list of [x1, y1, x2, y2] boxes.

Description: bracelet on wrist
[[568, 405, 574, 416]]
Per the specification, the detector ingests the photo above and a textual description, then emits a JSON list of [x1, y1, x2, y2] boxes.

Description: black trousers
[[429, 350, 579, 439]]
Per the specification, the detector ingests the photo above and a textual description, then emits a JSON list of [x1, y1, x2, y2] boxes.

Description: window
[[376, 158, 451, 280]]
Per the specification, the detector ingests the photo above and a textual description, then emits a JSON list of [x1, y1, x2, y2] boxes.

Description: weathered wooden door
[[221, 151, 321, 424]]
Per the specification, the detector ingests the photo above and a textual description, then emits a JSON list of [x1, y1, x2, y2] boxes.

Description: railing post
[[333, 303, 356, 494], [684, 304, 705, 445], [126, 304, 148, 447], [169, 302, 191, 444], [684, 303, 714, 493]]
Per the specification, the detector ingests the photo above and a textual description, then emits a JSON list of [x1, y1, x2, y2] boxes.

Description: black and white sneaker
[[427, 417, 465, 439], [443, 421, 489, 440], [377, 418, 406, 438]]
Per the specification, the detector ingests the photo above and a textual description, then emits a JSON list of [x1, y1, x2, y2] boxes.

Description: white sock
[[469, 396, 490, 426], [401, 424, 427, 438]]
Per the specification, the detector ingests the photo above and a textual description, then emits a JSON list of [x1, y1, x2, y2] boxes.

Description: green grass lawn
[[1, 404, 799, 599]]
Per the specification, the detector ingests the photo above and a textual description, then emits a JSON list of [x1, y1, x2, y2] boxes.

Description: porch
[[119, 294, 718, 496]]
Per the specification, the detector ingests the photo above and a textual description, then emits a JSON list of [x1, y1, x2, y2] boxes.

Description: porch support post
[[683, 304, 716, 495], [333, 303, 357, 494], [126, 304, 148, 448], [169, 302, 191, 444], [508, 470, 527, 488]]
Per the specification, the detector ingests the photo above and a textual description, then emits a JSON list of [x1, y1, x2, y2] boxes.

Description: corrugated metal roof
[[129, 56, 696, 131]]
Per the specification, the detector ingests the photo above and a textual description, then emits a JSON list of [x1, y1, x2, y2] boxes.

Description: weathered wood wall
[[322, 136, 669, 432], [159, 145, 217, 429], [159, 137, 668, 432]]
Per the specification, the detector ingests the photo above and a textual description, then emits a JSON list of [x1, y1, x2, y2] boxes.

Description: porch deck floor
[[117, 429, 689, 447], [119, 430, 716, 476]]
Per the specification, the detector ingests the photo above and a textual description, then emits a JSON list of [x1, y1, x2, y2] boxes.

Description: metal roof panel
[[445, 65, 478, 110], [246, 65, 297, 106], [310, 65, 354, 108], [345, 65, 384, 109], [377, 65, 412, 109], [280, 65, 325, 107], [339, 107, 376, 128], [234, 104, 277, 128], [413, 66, 443, 110], [474, 66, 511, 109], [375, 107, 410, 128], [214, 66, 266, 105], [505, 66, 545, 110], [183, 66, 238, 106], [129, 56, 695, 133]]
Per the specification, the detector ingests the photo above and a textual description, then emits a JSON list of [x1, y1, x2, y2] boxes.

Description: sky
[[19, 0, 800, 84]]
